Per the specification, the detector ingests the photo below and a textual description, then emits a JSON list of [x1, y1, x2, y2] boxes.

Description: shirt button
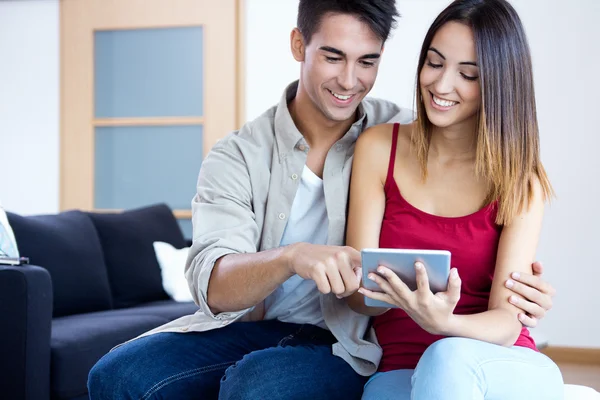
[[291, 173, 299, 180], [278, 213, 286, 220], [180, 326, 189, 332], [298, 144, 306, 151]]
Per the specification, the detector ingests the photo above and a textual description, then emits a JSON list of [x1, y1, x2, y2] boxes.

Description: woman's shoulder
[[359, 122, 413, 144], [360, 122, 392, 138], [395, 122, 415, 148], [356, 123, 392, 152], [356, 122, 415, 156], [353, 124, 393, 173]]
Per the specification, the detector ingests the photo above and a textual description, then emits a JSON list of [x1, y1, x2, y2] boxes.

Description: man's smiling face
[[299, 13, 384, 122]]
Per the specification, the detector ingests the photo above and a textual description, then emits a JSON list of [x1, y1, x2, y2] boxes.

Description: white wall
[[246, 0, 600, 348], [0, 0, 60, 215], [2, 0, 598, 347], [513, 0, 600, 349]]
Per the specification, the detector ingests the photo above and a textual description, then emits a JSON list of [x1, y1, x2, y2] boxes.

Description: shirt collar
[[274, 81, 368, 160]]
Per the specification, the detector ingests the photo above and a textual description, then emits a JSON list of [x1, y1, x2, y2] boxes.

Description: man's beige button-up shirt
[[126, 81, 414, 376]]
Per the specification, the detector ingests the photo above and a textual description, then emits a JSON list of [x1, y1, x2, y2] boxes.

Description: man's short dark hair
[[297, 0, 399, 44]]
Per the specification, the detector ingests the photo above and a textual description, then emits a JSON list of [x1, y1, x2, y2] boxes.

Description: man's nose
[[338, 64, 357, 91]]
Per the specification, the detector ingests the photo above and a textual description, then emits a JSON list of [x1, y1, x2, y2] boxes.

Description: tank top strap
[[386, 123, 400, 183]]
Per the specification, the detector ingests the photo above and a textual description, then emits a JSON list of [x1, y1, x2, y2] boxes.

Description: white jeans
[[363, 337, 564, 400]]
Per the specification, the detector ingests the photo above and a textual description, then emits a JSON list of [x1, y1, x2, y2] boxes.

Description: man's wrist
[[280, 243, 298, 276]]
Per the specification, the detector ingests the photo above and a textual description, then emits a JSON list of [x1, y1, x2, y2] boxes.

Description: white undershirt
[[263, 165, 328, 329]]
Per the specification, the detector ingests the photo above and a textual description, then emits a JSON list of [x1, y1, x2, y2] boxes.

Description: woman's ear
[[290, 28, 306, 62]]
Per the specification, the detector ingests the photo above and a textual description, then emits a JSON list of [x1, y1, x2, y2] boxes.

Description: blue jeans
[[362, 337, 564, 400], [88, 320, 366, 400]]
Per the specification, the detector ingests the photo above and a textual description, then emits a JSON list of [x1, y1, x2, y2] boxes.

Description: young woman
[[346, 0, 564, 398]]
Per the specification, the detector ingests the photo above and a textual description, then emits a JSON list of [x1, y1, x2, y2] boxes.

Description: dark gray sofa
[[0, 204, 198, 400]]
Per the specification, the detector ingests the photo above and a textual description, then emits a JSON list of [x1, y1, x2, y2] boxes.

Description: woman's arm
[[442, 179, 546, 345], [345, 125, 392, 316], [360, 178, 546, 346]]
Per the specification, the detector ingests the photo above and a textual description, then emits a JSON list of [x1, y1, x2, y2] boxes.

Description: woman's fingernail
[[510, 296, 518, 304], [358, 289, 365, 295], [415, 262, 424, 270], [511, 272, 521, 280], [451, 268, 458, 278], [505, 280, 514, 288], [518, 313, 525, 321], [369, 274, 376, 280], [377, 267, 386, 274]]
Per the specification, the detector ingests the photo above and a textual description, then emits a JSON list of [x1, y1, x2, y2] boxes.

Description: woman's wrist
[[437, 313, 460, 336]]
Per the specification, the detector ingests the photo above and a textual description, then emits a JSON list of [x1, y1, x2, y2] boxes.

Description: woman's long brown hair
[[413, 0, 554, 225]]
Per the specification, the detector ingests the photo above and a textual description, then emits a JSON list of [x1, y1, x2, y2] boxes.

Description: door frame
[[59, 0, 245, 215]]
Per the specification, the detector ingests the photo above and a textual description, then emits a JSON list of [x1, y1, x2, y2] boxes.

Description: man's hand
[[505, 261, 556, 327], [286, 243, 362, 298]]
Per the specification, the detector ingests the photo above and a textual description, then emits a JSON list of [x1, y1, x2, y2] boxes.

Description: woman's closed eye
[[460, 73, 478, 81], [427, 61, 443, 69]]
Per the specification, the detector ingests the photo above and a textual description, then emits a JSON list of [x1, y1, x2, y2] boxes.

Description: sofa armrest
[[0, 264, 53, 400]]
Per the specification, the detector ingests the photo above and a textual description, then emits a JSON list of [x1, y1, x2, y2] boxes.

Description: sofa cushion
[[87, 204, 186, 308], [110, 299, 199, 320], [51, 313, 169, 400], [7, 211, 113, 317], [51, 300, 197, 324]]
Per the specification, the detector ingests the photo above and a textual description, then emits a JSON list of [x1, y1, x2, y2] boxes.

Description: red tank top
[[374, 123, 537, 372]]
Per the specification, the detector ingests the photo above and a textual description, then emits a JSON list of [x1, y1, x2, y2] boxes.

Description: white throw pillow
[[0, 200, 19, 258], [153, 241, 193, 302]]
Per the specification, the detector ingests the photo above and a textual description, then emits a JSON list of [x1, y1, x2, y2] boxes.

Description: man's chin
[[323, 107, 358, 123]]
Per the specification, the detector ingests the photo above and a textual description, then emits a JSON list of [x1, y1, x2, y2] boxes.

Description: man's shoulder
[[201, 105, 278, 180], [362, 97, 415, 127], [213, 105, 278, 152]]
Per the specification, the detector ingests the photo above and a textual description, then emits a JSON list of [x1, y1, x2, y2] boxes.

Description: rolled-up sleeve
[[184, 134, 259, 321]]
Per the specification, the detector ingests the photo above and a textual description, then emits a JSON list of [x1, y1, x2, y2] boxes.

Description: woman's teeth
[[433, 95, 457, 107]]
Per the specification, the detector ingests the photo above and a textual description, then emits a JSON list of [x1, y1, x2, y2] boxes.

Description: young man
[[88, 1, 555, 399]]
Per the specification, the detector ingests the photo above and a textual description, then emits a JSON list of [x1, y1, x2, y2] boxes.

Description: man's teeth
[[329, 90, 352, 101], [433, 95, 457, 107]]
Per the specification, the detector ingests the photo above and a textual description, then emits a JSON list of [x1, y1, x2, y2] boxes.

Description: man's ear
[[290, 28, 306, 62]]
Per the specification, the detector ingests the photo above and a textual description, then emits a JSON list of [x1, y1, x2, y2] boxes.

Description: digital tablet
[[361, 248, 451, 308]]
